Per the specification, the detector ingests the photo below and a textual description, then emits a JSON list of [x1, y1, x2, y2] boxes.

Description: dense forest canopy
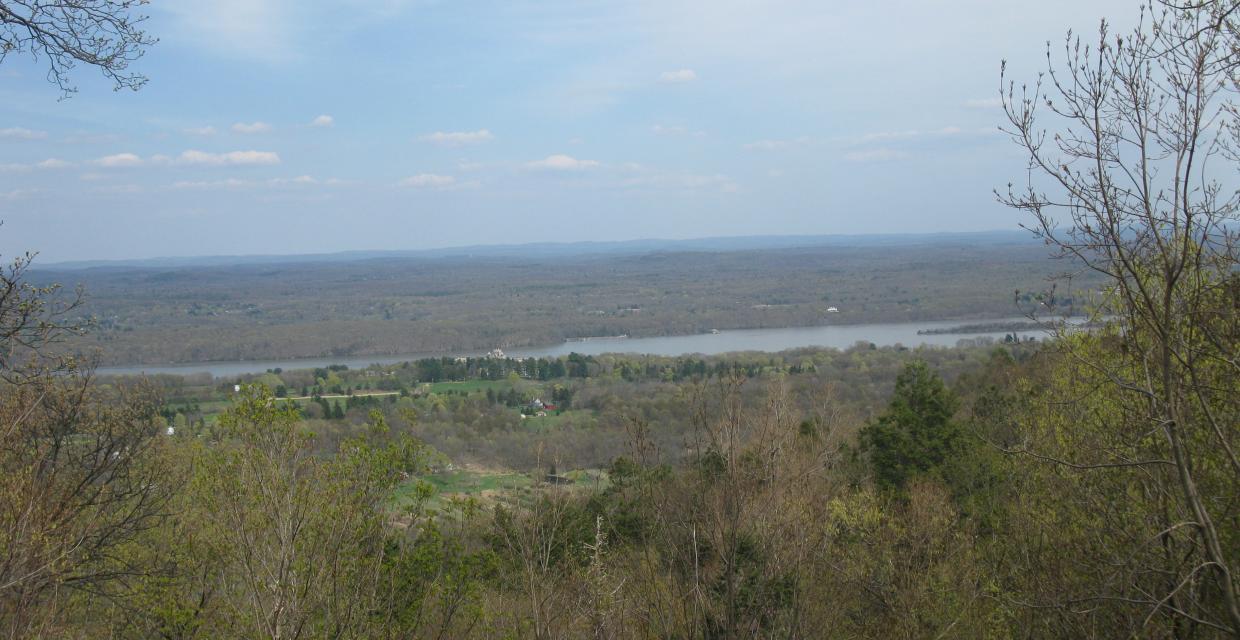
[[34, 240, 1082, 367]]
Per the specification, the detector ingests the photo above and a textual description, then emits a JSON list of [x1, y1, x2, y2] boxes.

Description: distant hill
[[36, 230, 1035, 271]]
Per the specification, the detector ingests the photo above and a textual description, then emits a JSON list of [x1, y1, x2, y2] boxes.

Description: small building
[[826, 307, 840, 313]]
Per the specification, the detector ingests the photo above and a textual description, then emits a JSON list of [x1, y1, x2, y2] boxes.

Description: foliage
[[1000, 0, 1240, 631], [0, 248, 168, 638], [117, 387, 427, 639], [860, 360, 964, 490]]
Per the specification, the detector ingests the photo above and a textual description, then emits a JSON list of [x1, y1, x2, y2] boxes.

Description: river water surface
[[98, 317, 1050, 378]]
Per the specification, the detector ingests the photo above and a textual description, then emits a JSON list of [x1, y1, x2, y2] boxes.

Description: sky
[[0, 0, 1137, 263]]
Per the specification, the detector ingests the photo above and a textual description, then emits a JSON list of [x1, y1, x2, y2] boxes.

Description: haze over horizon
[[2, 0, 1132, 263], [34, 228, 1042, 269]]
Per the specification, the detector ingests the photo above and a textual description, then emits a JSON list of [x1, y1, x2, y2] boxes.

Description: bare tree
[[0, 250, 85, 381], [0, 0, 155, 97], [0, 375, 169, 639], [0, 246, 174, 638], [1000, 1, 1240, 633]]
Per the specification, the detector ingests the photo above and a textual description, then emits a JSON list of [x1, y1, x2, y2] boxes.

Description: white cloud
[[232, 121, 272, 134], [0, 188, 37, 200], [311, 114, 334, 127], [620, 169, 737, 193], [96, 153, 144, 168], [652, 124, 706, 137], [457, 160, 484, 171], [420, 129, 494, 146], [64, 132, 120, 144], [172, 175, 319, 190], [844, 148, 910, 163], [526, 154, 600, 170], [95, 184, 145, 195], [858, 127, 963, 143], [858, 130, 919, 143], [171, 178, 251, 190], [184, 126, 217, 136], [742, 137, 810, 151], [159, 1, 296, 62], [0, 158, 72, 172], [174, 149, 281, 166], [964, 97, 1003, 109], [0, 127, 47, 140], [398, 173, 457, 188], [158, 1, 424, 63], [658, 69, 697, 84], [98, 150, 281, 167]]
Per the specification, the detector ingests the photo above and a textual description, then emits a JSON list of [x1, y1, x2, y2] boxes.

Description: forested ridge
[[39, 241, 1076, 367]]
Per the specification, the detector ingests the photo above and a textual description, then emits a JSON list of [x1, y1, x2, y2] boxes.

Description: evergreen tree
[[860, 360, 962, 489]]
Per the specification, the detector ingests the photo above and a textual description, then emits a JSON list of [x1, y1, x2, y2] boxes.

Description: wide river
[[97, 317, 1049, 378]]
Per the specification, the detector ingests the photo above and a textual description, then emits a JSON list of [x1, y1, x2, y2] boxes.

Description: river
[[97, 317, 1051, 378]]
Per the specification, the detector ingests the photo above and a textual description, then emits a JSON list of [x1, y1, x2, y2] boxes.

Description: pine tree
[[860, 360, 962, 489]]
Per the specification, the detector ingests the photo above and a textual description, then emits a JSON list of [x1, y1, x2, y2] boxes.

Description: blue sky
[[1, 0, 1134, 262]]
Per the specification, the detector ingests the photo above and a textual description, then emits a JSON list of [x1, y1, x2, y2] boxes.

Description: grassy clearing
[[427, 469, 534, 494], [389, 467, 608, 512], [428, 380, 513, 394], [389, 469, 535, 511], [519, 410, 582, 432]]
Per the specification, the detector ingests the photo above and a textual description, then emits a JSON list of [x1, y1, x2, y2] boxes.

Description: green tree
[[0, 250, 173, 638], [154, 387, 421, 639], [860, 361, 962, 490], [1000, 1, 1240, 631]]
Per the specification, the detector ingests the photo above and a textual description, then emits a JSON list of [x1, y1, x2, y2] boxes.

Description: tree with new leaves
[[0, 249, 171, 638], [0, 5, 160, 623], [1000, 0, 1240, 632], [173, 389, 424, 639]]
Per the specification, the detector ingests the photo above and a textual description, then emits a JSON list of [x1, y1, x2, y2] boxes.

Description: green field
[[427, 380, 513, 394], [425, 469, 533, 494], [519, 409, 583, 432], [388, 467, 608, 513], [390, 469, 534, 511]]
